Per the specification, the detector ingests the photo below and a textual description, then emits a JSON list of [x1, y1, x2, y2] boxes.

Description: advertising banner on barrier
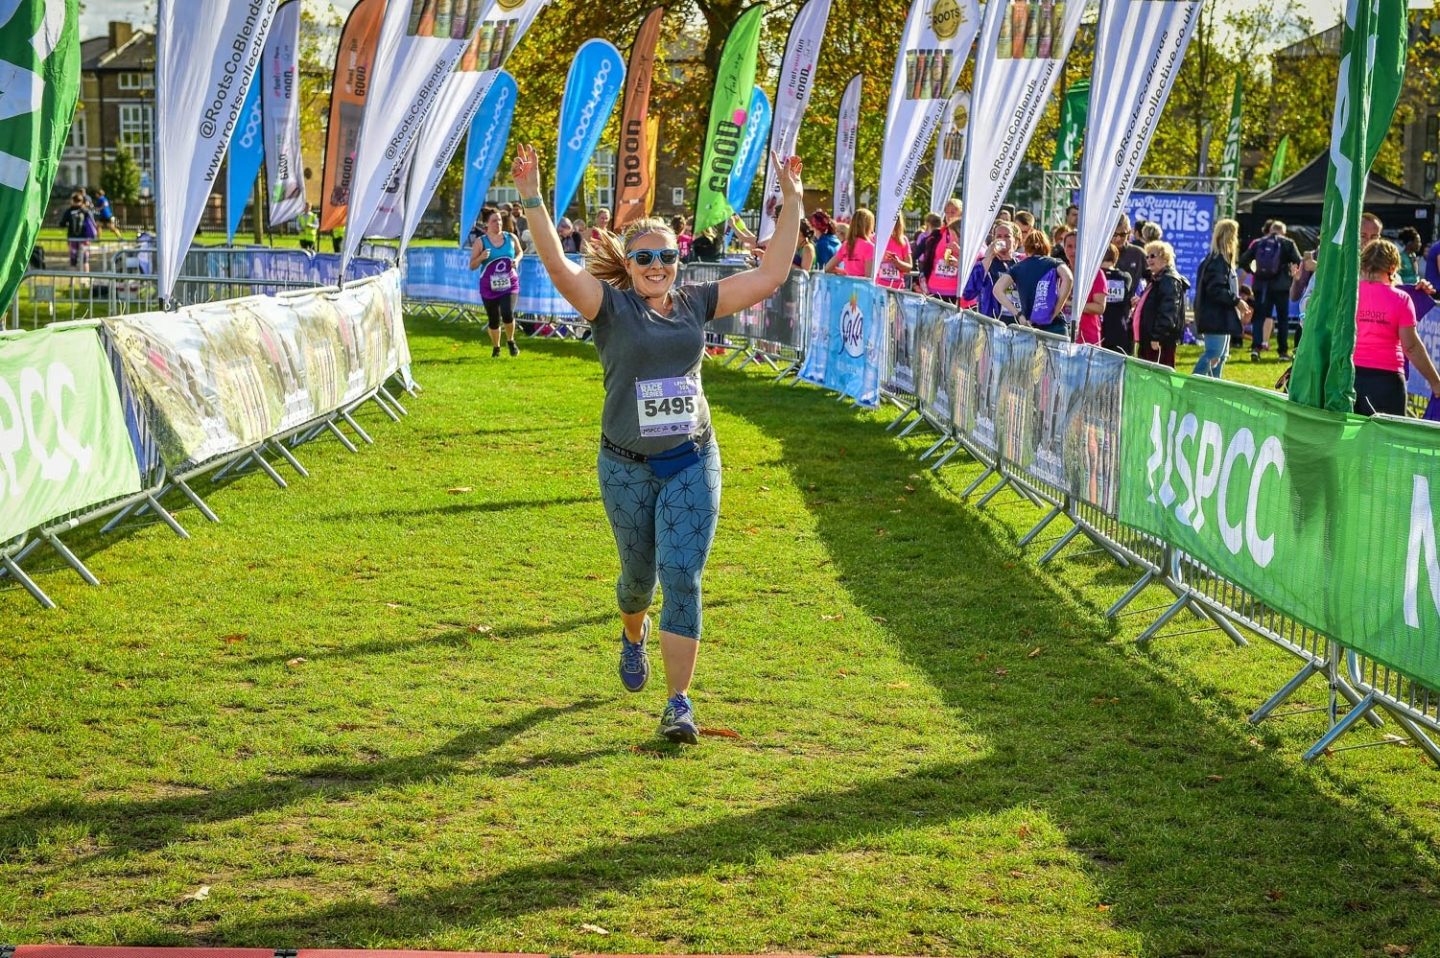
[[695, 4, 766, 233], [461, 71, 520, 243], [0, 0, 79, 316], [833, 73, 862, 224], [727, 87, 772, 213], [0, 324, 142, 543], [554, 39, 626, 216], [1071, 0, 1200, 323], [972, 319, 1009, 454], [886, 291, 926, 395], [1117, 360, 1440, 687], [758, 0, 833, 240], [959, 0, 1083, 266], [996, 327, 1040, 470], [404, 248, 581, 319], [930, 90, 968, 217], [800, 275, 884, 406], [105, 271, 405, 473], [341, 1, 473, 269], [321, 0, 383, 232], [873, 0, 980, 280], [226, 79, 265, 244], [155, 0, 281, 302], [613, 6, 666, 231], [400, 0, 546, 250], [947, 310, 982, 438], [913, 303, 948, 419], [262, 0, 306, 228]]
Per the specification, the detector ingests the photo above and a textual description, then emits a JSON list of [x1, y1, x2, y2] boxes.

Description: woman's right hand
[[511, 144, 541, 199]]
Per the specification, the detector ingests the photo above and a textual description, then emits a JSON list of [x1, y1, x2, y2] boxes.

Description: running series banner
[[398, 0, 547, 250], [320, 0, 383, 232], [105, 271, 407, 474], [0, 0, 79, 315], [461, 72, 520, 246], [341, 0, 473, 268], [873, 0, 980, 280], [612, 6, 666, 231], [695, 4, 766, 233], [553, 39, 626, 216], [757, 0, 833, 241], [833, 73, 862, 225], [155, 0, 280, 302], [1071, 0, 1201, 324], [262, 0, 307, 229], [727, 87, 772, 214], [959, 0, 1084, 266], [0, 323, 142, 544]]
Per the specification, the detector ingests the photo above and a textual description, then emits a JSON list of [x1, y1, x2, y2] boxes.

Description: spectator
[[1360, 211, 1382, 249], [671, 215, 693, 261], [1013, 209, 1035, 244], [1135, 240, 1187, 368], [558, 217, 584, 254], [573, 218, 589, 247], [1238, 219, 1302, 361], [1354, 237, 1440, 415], [1424, 230, 1440, 287], [1111, 214, 1147, 304], [91, 188, 123, 238], [810, 209, 840, 268], [1100, 243, 1137, 355], [1139, 221, 1163, 244], [825, 208, 875, 277], [591, 208, 611, 242], [298, 206, 320, 252], [691, 227, 721, 262], [1192, 218, 1249, 378], [916, 214, 961, 303], [1065, 203, 1079, 230], [961, 219, 1015, 318], [876, 212, 913, 289], [511, 202, 529, 236], [1238, 283, 1256, 347], [793, 220, 816, 271], [1397, 226, 1423, 285], [912, 212, 941, 265], [992, 230, 1071, 334], [1062, 229, 1106, 344], [1051, 224, 1072, 262], [59, 191, 96, 270]]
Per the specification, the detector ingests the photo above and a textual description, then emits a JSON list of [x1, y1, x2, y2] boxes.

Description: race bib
[[934, 258, 959, 279], [1106, 278, 1127, 303], [879, 261, 901, 283], [488, 265, 514, 292], [636, 375, 702, 437]]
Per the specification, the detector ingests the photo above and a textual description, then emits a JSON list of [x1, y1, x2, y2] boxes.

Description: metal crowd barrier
[[822, 280, 1440, 767], [1, 264, 413, 610]]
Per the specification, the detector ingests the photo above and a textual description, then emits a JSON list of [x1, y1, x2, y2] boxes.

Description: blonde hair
[[586, 218, 677, 290], [1140, 222, 1164, 243], [1210, 219, 1239, 266], [1144, 240, 1175, 268], [843, 208, 875, 260], [1361, 237, 1400, 277], [892, 210, 907, 243]]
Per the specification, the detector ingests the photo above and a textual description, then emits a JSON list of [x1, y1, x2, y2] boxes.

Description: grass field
[[2, 316, 1437, 956]]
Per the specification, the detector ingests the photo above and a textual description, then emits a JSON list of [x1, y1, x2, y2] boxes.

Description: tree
[[103, 147, 141, 206]]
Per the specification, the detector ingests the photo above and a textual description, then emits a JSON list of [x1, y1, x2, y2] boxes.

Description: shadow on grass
[[315, 494, 597, 524], [192, 366, 1440, 953], [0, 699, 610, 865]]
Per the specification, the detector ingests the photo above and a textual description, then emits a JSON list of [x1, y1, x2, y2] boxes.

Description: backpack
[[1028, 266, 1063, 326], [1252, 235, 1283, 281]]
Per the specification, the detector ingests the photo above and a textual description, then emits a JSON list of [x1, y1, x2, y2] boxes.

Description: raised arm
[[510, 144, 604, 321], [715, 153, 804, 318]]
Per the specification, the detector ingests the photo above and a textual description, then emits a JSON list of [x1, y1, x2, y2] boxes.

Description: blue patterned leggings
[[597, 443, 722, 640]]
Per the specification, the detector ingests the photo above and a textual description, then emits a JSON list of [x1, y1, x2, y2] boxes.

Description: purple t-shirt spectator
[[1424, 239, 1440, 288]]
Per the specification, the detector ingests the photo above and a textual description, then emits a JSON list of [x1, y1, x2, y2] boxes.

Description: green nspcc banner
[[1118, 361, 1440, 688], [0, 324, 141, 542]]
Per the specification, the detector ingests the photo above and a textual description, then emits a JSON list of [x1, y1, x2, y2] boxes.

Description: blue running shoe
[[619, 618, 650, 693], [659, 692, 699, 744]]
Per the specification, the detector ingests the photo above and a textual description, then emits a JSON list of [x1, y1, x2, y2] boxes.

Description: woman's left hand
[[1150, 340, 1161, 351], [772, 151, 804, 200]]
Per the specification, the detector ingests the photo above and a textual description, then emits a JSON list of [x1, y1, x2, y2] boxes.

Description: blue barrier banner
[[800, 274, 884, 406], [727, 86, 771, 213], [517, 254, 580, 318], [404, 247, 581, 319], [554, 39, 625, 215], [461, 72, 519, 245], [226, 77, 266, 244]]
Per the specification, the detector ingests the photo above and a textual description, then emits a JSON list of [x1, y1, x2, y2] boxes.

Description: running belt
[[601, 427, 714, 463]]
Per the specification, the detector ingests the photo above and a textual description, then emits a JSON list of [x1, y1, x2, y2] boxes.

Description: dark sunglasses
[[627, 249, 680, 267]]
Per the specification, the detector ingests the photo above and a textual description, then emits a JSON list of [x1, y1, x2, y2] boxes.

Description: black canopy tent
[[1238, 152, 1434, 248]]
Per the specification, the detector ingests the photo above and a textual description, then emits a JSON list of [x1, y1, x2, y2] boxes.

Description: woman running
[[469, 205, 524, 356], [512, 143, 806, 743]]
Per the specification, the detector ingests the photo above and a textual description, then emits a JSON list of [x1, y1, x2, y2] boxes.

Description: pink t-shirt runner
[[877, 236, 910, 288], [927, 231, 961, 296], [1076, 270, 1106, 345], [836, 237, 876, 278], [1354, 280, 1416, 372]]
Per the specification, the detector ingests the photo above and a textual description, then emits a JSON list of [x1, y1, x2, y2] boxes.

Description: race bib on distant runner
[[934, 258, 959, 279], [879, 261, 901, 283], [1106, 278, 1127, 303], [636, 375, 701, 437]]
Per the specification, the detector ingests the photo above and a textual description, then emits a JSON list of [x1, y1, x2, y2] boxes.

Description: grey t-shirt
[[594, 281, 719, 456]]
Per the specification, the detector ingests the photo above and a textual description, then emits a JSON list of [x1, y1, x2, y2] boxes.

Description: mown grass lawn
[[1, 315, 1438, 957]]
